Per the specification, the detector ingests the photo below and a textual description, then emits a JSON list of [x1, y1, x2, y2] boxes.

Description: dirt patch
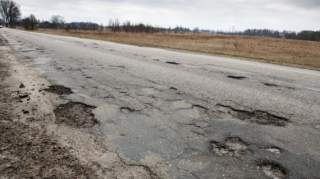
[[54, 101, 97, 128], [0, 122, 97, 179], [44, 85, 73, 95], [218, 105, 290, 126], [258, 160, 287, 179], [211, 137, 249, 157], [165, 61, 180, 65], [227, 75, 246, 80]]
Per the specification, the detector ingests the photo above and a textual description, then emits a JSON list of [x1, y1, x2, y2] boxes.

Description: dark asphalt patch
[[44, 85, 73, 95], [54, 101, 97, 128], [218, 105, 290, 126]]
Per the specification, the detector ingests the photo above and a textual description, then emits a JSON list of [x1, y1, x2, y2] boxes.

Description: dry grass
[[28, 28, 320, 68]]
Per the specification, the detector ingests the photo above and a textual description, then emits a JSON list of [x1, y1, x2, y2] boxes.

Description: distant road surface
[[2, 28, 320, 179]]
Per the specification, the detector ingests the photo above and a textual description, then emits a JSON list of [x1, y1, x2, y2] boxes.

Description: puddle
[[54, 40, 65, 43], [181, 64, 201, 69]]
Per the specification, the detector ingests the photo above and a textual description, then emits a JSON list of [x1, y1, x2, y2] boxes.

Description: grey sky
[[14, 0, 320, 31]]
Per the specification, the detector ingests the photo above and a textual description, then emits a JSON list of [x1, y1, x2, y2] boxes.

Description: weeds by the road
[[22, 28, 320, 68]]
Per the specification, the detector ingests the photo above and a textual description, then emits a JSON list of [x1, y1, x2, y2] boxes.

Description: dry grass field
[[32, 28, 320, 68]]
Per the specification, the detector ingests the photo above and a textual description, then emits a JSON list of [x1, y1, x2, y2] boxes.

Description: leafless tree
[[50, 15, 65, 29], [0, 0, 20, 27], [21, 14, 37, 30]]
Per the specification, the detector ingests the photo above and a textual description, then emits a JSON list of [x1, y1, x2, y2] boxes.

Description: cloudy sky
[[15, 0, 320, 31]]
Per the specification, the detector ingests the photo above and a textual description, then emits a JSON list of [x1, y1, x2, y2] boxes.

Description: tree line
[[1, 0, 319, 42], [0, 0, 21, 27]]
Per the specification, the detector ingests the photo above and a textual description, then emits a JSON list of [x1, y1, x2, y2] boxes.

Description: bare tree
[[50, 15, 65, 29], [0, 0, 20, 27], [8, 1, 20, 27], [21, 14, 37, 30]]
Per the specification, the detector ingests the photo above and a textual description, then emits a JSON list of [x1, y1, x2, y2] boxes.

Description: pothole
[[227, 75, 246, 80], [120, 107, 135, 114], [211, 137, 249, 157], [165, 61, 180, 65], [44, 85, 73, 95], [54, 101, 97, 128], [266, 147, 282, 155], [263, 83, 279, 87], [218, 105, 289, 126], [258, 161, 287, 179]]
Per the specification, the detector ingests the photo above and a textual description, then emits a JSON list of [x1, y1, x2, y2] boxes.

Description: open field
[[19, 28, 320, 68]]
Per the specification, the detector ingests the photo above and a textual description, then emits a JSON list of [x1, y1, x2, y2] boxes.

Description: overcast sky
[[14, 0, 320, 32]]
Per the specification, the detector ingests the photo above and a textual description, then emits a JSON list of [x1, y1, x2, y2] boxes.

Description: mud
[[211, 137, 249, 157], [258, 160, 287, 179], [219, 105, 290, 126], [54, 101, 97, 128], [44, 85, 73, 95]]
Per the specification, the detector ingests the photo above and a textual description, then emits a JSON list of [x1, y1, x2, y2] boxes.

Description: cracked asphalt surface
[[1, 28, 320, 179]]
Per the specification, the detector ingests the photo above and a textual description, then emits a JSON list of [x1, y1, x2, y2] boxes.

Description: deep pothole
[[218, 105, 290, 127], [258, 160, 287, 179], [211, 137, 249, 157], [44, 85, 73, 95], [54, 101, 97, 128]]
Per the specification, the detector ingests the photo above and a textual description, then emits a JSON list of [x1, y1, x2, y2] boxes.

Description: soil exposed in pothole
[[218, 105, 290, 126], [54, 101, 97, 128], [211, 137, 249, 157], [258, 160, 287, 179], [44, 85, 73, 95]]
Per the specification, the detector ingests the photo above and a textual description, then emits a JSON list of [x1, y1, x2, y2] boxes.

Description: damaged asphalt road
[[1, 28, 320, 179]]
